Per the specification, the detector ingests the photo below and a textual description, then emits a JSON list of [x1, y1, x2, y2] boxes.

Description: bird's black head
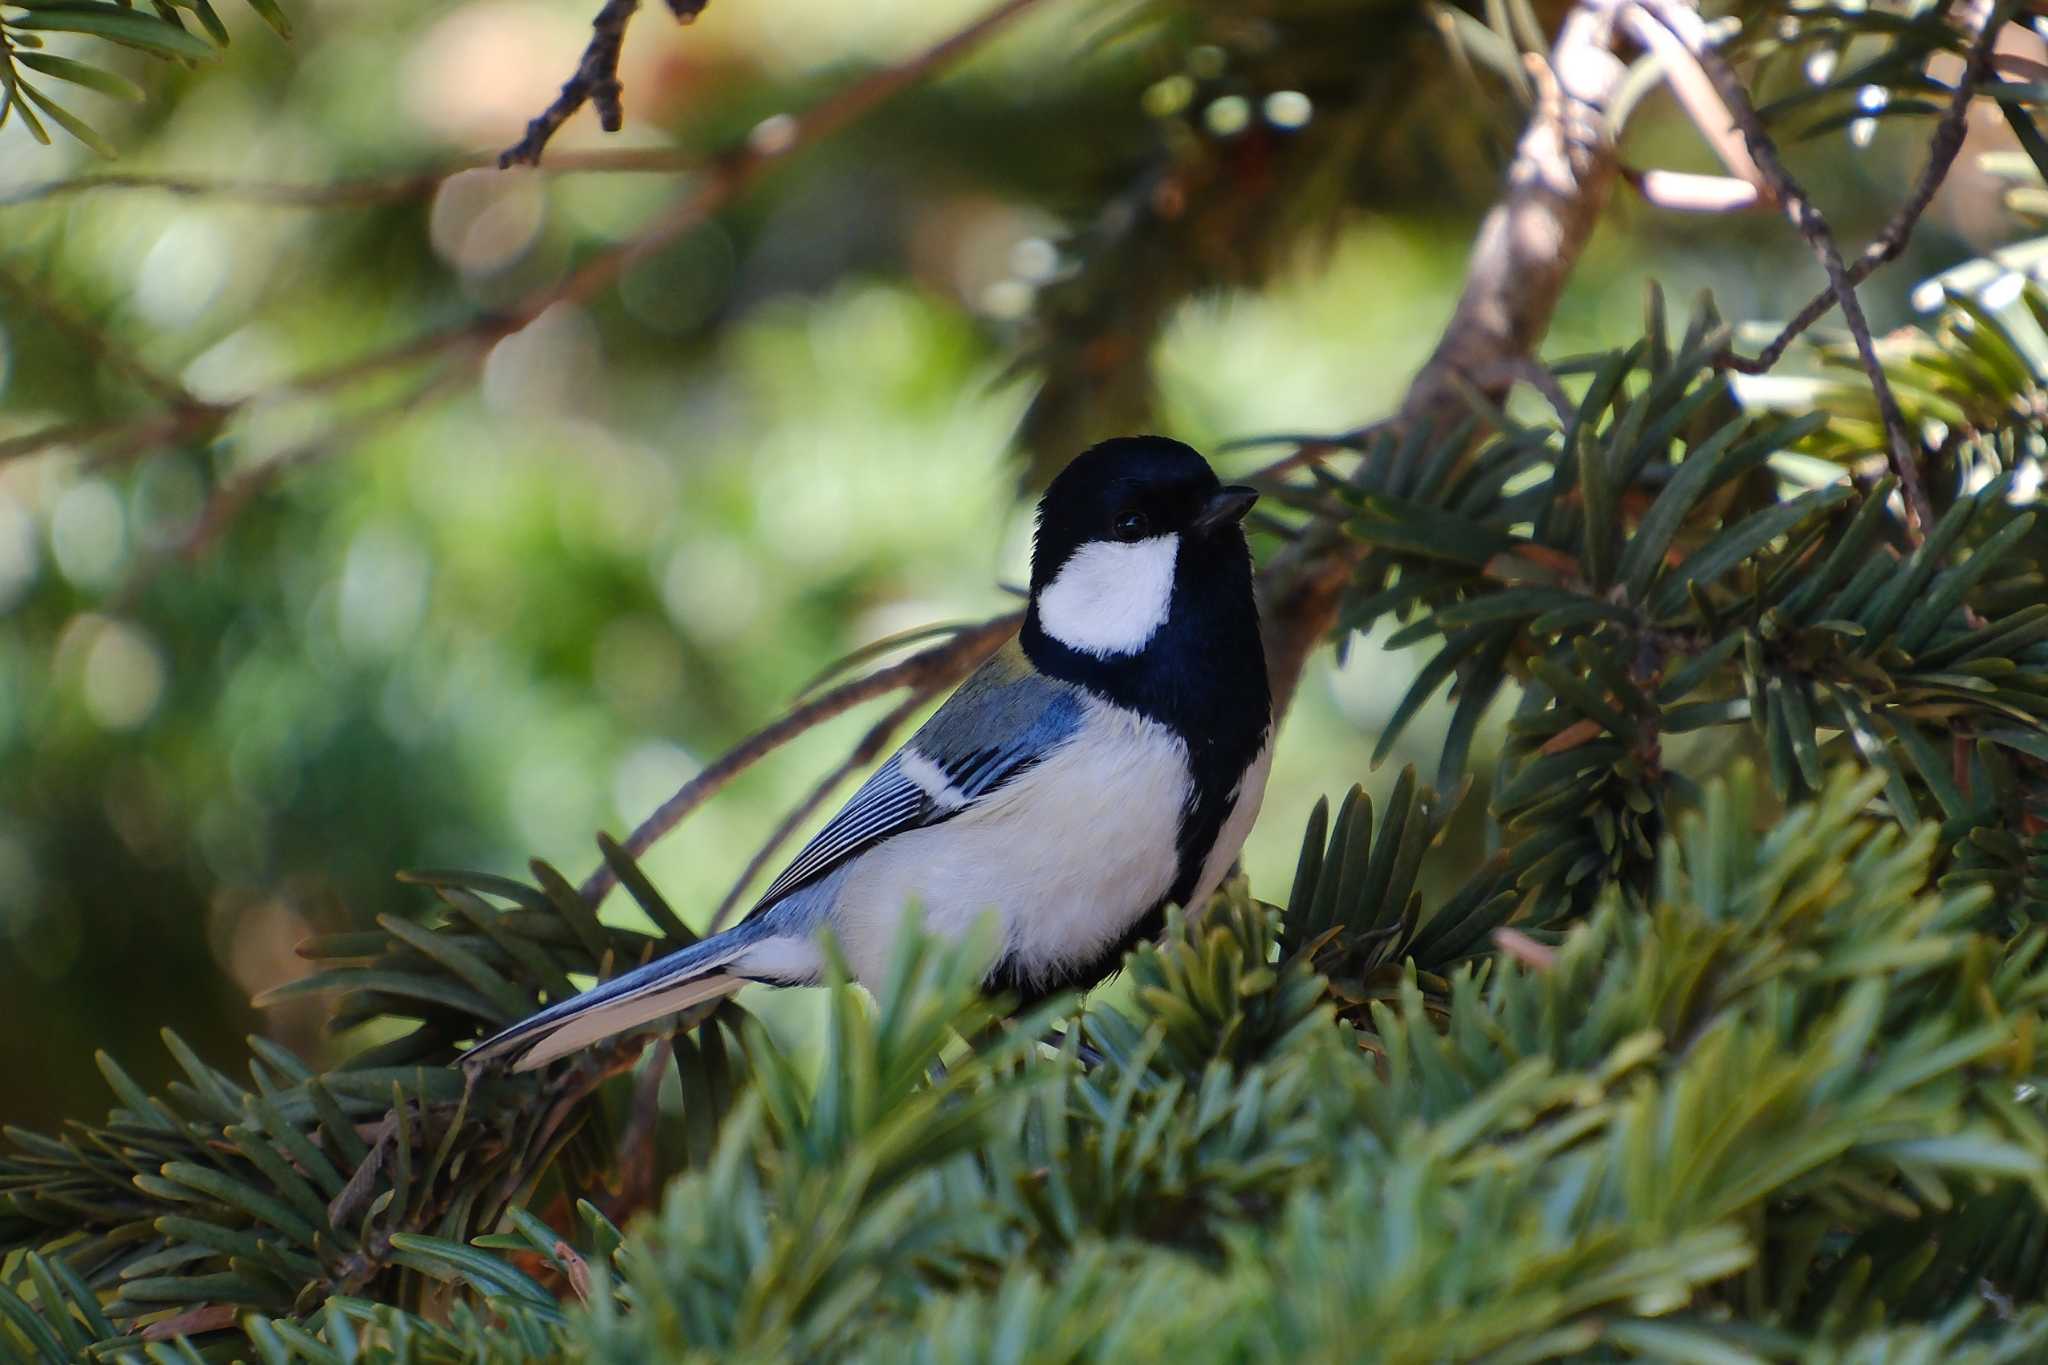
[[1021, 436, 1271, 939], [1025, 436, 1259, 665]]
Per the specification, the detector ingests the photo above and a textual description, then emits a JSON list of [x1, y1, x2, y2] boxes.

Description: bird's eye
[[1112, 510, 1150, 542]]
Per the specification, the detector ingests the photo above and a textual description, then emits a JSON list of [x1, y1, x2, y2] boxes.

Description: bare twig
[[1256, 0, 1632, 717], [1229, 426, 1378, 484], [705, 688, 930, 934], [0, 148, 705, 210], [1636, 0, 1937, 536], [499, 0, 710, 169], [1620, 3, 1767, 195], [1717, 0, 2003, 376], [576, 613, 1019, 910], [1624, 166, 1760, 213], [515, 0, 640, 166]]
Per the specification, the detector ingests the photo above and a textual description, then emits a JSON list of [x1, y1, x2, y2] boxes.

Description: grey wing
[[749, 755, 936, 910], [747, 658, 1086, 915]]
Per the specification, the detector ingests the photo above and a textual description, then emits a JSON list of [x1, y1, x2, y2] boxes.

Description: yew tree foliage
[[10, 0, 2048, 1360]]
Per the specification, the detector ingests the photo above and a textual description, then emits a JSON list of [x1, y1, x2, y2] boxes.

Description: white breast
[[832, 697, 1190, 989], [1187, 729, 1273, 915]]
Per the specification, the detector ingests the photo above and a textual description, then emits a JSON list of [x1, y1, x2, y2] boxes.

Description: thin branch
[[1636, 0, 1936, 536], [575, 613, 1019, 910], [705, 688, 930, 935], [499, 0, 717, 169], [1717, 0, 2003, 376], [1620, 2, 1767, 195], [506, 0, 641, 168], [0, 148, 704, 210], [0, 406, 218, 465], [499, 0, 714, 167]]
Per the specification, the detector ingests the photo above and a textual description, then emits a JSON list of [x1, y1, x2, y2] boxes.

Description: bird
[[467, 435, 1272, 1071]]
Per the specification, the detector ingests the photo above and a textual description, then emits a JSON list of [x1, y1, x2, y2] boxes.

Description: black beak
[[1193, 485, 1259, 535]]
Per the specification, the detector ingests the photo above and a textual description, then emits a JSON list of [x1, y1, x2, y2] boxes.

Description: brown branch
[[499, 0, 718, 169], [499, 0, 714, 168], [705, 688, 930, 934], [1718, 0, 2004, 377], [0, 148, 705, 210], [0, 407, 219, 465], [1255, 0, 1632, 718], [575, 613, 1019, 910], [1232, 428, 1376, 485], [1636, 0, 1935, 537]]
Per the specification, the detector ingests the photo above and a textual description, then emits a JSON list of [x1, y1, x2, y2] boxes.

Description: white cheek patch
[[1037, 534, 1179, 657]]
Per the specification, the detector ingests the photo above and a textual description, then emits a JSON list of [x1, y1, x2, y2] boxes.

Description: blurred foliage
[[6, 0, 2048, 1356]]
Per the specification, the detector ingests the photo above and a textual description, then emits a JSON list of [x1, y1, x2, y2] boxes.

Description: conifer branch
[[1635, 0, 1937, 537], [1719, 0, 2003, 377]]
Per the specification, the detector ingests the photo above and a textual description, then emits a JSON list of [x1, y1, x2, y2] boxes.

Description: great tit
[[468, 436, 1271, 1071]]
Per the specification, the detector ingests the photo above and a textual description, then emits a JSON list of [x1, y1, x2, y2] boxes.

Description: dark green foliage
[[0, 0, 288, 155], [12, 758, 2048, 1361], [7, 0, 2048, 1360], [1330, 290, 2048, 936], [268, 851, 717, 1067], [0, 842, 746, 1360]]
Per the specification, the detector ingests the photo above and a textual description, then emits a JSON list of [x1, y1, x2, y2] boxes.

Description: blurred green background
[[0, 0, 2023, 1126]]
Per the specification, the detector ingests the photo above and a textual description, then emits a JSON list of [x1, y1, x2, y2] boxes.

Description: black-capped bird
[[468, 436, 1272, 1070]]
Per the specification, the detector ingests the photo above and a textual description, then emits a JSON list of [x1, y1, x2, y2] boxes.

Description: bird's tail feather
[[506, 972, 743, 1071], [464, 931, 749, 1072]]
